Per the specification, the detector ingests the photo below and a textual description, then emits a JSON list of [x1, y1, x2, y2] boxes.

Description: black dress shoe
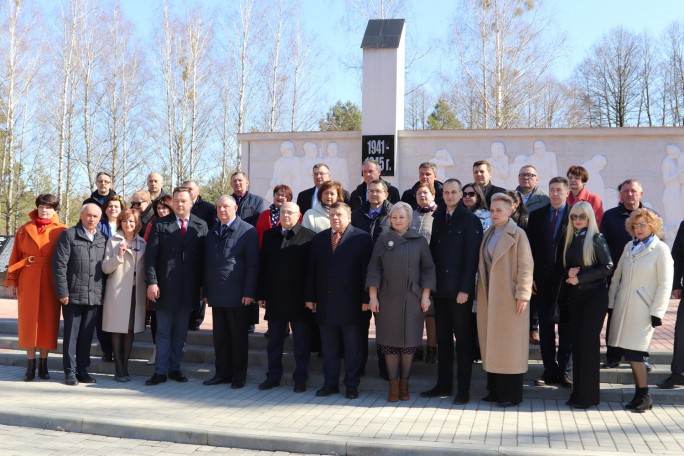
[[453, 393, 470, 405], [602, 360, 620, 369], [345, 388, 359, 399], [258, 379, 280, 390], [559, 374, 573, 388], [231, 380, 245, 389], [481, 394, 497, 402], [420, 386, 452, 398], [657, 373, 684, 389], [315, 385, 340, 397], [76, 371, 96, 384], [293, 382, 306, 393], [168, 370, 188, 382], [571, 403, 593, 409], [65, 369, 78, 386], [565, 399, 576, 406], [203, 376, 230, 386], [145, 373, 167, 385], [497, 401, 516, 407]]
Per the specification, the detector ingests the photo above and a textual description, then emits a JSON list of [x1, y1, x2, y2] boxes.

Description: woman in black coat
[[560, 201, 613, 409]]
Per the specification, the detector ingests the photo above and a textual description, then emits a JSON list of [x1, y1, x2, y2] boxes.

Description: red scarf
[[35, 217, 52, 234]]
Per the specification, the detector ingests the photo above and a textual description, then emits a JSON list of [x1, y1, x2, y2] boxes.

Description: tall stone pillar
[[361, 19, 405, 180]]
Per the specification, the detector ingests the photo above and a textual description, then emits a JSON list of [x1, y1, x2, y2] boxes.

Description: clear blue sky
[[120, 0, 684, 110]]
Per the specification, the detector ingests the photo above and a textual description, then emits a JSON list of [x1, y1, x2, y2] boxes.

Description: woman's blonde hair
[[563, 202, 599, 267], [625, 208, 664, 239]]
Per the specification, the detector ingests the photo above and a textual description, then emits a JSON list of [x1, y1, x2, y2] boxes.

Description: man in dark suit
[[526, 176, 573, 387], [182, 179, 216, 330], [305, 202, 373, 399], [257, 202, 316, 392], [473, 160, 505, 207], [231, 171, 265, 227], [421, 179, 482, 405], [202, 195, 259, 389], [296, 163, 351, 214], [349, 158, 400, 211], [401, 162, 444, 209], [145, 187, 207, 385]]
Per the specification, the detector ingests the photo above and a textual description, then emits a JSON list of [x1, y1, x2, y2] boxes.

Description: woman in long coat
[[477, 193, 533, 407], [102, 209, 147, 381], [367, 202, 436, 402], [5, 194, 67, 381], [608, 208, 673, 412], [561, 201, 613, 409], [301, 181, 345, 233]]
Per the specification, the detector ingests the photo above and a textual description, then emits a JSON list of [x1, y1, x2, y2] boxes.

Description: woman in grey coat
[[367, 202, 436, 402]]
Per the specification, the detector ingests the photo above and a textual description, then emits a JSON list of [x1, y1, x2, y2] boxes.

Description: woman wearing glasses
[[256, 185, 294, 246], [561, 201, 613, 409], [460, 183, 491, 230], [608, 208, 673, 412]]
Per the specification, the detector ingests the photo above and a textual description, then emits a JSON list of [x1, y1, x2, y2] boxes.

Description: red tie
[[331, 231, 342, 252], [181, 218, 187, 236]]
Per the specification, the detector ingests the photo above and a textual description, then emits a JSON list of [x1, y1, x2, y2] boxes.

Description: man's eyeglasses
[[518, 173, 536, 179]]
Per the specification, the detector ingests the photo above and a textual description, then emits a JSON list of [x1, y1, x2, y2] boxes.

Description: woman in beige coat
[[477, 193, 534, 407], [608, 208, 673, 412], [102, 209, 147, 381]]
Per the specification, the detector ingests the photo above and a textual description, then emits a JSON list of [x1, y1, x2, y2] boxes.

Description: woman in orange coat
[[5, 194, 67, 381]]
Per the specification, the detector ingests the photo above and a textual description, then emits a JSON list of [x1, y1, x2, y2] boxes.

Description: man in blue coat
[[202, 195, 260, 389], [145, 187, 207, 385], [305, 202, 373, 399]]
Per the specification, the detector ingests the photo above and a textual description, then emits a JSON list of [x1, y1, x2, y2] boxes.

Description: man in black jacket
[[296, 163, 350, 214], [421, 179, 483, 404], [401, 162, 444, 209], [351, 180, 393, 243], [83, 171, 116, 208], [257, 202, 316, 393], [305, 202, 373, 400], [526, 177, 573, 387], [145, 187, 207, 386], [349, 158, 400, 211], [52, 203, 107, 386], [473, 160, 505, 207], [202, 195, 259, 389], [231, 172, 265, 227]]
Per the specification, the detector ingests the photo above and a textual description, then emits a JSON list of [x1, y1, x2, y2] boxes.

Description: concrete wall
[[238, 127, 684, 241]]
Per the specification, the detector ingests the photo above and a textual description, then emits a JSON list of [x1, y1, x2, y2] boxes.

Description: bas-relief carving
[[662, 144, 684, 229], [264, 140, 351, 204], [486, 141, 509, 188], [431, 148, 455, 182]]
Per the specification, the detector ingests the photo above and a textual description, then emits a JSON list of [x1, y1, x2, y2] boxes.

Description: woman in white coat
[[301, 181, 345, 233], [608, 208, 673, 412], [102, 209, 147, 381]]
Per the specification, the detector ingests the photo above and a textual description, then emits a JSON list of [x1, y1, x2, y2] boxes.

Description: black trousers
[[487, 372, 523, 404], [319, 324, 363, 389], [212, 306, 250, 383], [96, 305, 112, 356], [434, 297, 474, 395], [672, 298, 684, 375], [266, 320, 311, 383], [569, 287, 607, 406], [189, 299, 206, 329], [604, 310, 624, 363], [62, 304, 99, 373], [534, 291, 572, 378]]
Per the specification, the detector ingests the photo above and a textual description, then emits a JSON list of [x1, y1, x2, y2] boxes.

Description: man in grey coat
[[52, 203, 107, 386], [516, 165, 549, 213]]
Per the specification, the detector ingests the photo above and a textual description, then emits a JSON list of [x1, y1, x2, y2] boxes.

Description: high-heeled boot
[[624, 385, 641, 409], [23, 359, 36, 381], [399, 379, 410, 401], [633, 387, 653, 412], [38, 358, 50, 380], [388, 380, 399, 402]]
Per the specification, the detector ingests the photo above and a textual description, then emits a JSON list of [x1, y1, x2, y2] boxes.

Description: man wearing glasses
[[130, 190, 153, 237], [296, 163, 350, 214], [83, 171, 116, 208], [516, 165, 549, 213]]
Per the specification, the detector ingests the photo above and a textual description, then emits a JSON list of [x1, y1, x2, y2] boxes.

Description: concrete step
[[0, 332, 675, 387]]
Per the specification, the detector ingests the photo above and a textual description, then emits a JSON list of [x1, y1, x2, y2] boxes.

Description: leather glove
[[651, 316, 662, 328]]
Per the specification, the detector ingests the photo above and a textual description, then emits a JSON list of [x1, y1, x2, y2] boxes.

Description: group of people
[[5, 158, 680, 412]]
